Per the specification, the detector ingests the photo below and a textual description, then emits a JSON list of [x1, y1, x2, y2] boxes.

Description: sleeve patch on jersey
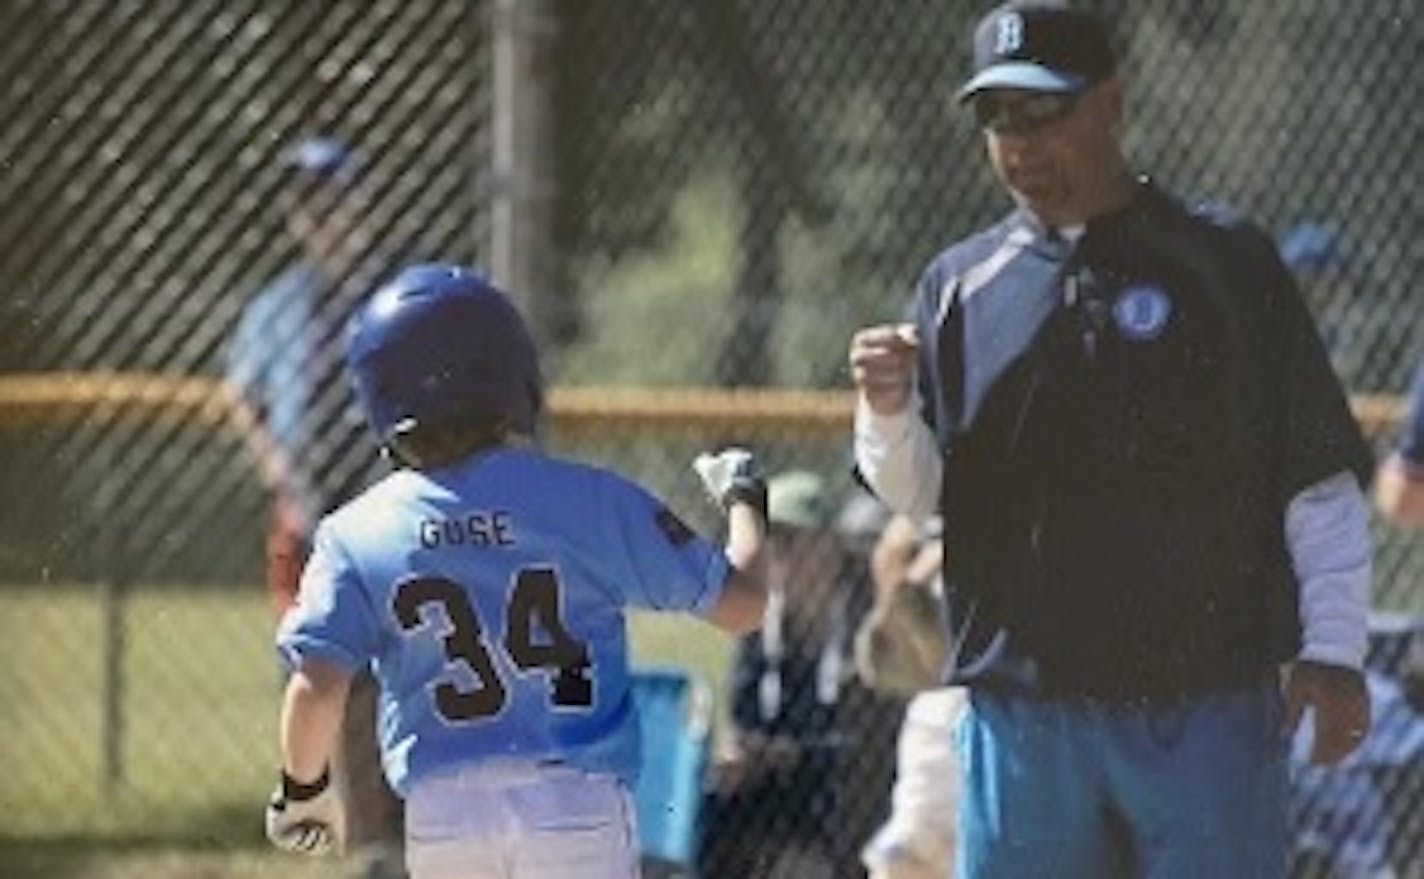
[[655, 506, 694, 546]]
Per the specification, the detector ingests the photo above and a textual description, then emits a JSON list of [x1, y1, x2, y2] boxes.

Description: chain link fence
[[0, 1, 1419, 877]]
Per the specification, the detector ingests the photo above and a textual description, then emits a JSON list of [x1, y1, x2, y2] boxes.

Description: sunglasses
[[973, 90, 1082, 134]]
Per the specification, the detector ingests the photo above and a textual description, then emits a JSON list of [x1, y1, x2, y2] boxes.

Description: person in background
[[830, 489, 908, 871], [1352, 351, 1424, 872], [856, 513, 962, 879], [854, 514, 947, 698], [1278, 222, 1341, 321], [1277, 221, 1369, 384], [1288, 627, 1424, 879], [698, 470, 865, 879], [227, 134, 379, 615], [264, 262, 772, 879], [1375, 361, 1424, 525], [226, 135, 402, 878], [849, 4, 1374, 876]]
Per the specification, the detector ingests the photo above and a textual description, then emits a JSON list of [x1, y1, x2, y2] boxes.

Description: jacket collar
[[1005, 175, 1161, 259]]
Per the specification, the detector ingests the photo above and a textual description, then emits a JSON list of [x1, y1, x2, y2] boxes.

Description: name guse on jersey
[[418, 510, 516, 550]]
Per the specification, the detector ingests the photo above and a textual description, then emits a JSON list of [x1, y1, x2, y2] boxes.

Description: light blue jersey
[[277, 446, 730, 796]]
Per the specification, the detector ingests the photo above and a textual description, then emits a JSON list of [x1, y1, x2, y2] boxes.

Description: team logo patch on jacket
[[1111, 284, 1172, 341], [655, 506, 694, 546]]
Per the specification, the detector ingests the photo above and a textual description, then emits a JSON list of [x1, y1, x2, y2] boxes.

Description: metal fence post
[[491, 0, 564, 343], [98, 432, 126, 792]]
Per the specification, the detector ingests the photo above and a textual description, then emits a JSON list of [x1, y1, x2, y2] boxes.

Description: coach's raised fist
[[849, 323, 919, 416]]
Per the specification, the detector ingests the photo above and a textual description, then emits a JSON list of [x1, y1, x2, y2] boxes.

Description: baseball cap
[[1278, 223, 1338, 274], [767, 471, 834, 530], [280, 135, 360, 184], [957, 3, 1116, 103]]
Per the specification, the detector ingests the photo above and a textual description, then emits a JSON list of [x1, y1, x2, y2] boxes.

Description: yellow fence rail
[[0, 371, 1404, 438]]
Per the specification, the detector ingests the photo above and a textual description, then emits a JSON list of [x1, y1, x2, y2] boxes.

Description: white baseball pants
[[404, 761, 639, 879]]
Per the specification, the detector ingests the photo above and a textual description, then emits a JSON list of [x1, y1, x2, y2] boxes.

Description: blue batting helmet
[[345, 263, 543, 446]]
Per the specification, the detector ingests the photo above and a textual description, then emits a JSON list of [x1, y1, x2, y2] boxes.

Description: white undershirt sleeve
[[1286, 470, 1372, 670], [853, 392, 942, 522]]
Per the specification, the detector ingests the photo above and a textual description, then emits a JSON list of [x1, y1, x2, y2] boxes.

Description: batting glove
[[265, 767, 344, 856], [692, 447, 767, 517]]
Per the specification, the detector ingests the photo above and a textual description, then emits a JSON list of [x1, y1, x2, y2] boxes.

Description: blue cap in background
[[1278, 222, 1338, 274], [280, 135, 360, 184]]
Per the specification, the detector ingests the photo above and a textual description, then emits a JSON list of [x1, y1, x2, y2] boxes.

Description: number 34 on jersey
[[392, 565, 594, 723]]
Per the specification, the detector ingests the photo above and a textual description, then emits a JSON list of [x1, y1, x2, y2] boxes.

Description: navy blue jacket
[[912, 181, 1372, 700]]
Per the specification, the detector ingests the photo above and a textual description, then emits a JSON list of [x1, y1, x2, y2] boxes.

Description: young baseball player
[[263, 262, 771, 879]]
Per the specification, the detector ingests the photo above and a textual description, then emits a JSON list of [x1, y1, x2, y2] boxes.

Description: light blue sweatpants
[[956, 679, 1287, 879]]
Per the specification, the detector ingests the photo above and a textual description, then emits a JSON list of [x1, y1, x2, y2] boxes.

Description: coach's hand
[[265, 767, 344, 855], [849, 323, 919, 415], [693, 447, 767, 517], [1282, 660, 1371, 765]]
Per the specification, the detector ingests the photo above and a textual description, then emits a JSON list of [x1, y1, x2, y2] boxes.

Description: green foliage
[[0, 587, 279, 843], [554, 168, 739, 386], [555, 107, 937, 390]]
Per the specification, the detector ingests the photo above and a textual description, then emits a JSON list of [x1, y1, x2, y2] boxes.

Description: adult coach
[[849, 4, 1373, 876], [1375, 361, 1424, 524], [264, 263, 772, 879]]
